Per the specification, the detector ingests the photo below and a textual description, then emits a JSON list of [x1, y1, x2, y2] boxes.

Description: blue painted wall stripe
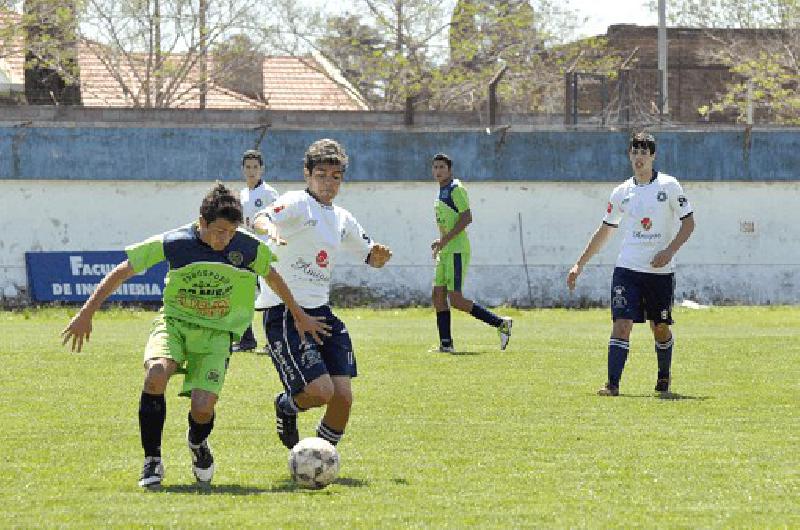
[[1, 127, 798, 181]]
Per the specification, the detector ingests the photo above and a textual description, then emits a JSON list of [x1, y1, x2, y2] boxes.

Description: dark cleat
[[274, 394, 299, 449], [654, 377, 671, 393], [138, 456, 164, 490], [597, 382, 620, 396]]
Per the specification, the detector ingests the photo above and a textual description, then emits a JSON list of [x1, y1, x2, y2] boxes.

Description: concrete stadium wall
[[3, 180, 799, 305]]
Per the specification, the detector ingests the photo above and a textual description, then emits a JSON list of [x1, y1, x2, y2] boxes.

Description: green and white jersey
[[125, 223, 276, 336], [434, 178, 470, 255]]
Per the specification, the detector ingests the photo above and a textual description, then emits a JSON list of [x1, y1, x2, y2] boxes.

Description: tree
[[652, 0, 800, 124]]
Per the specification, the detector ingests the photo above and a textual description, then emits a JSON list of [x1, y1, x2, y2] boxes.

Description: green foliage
[[2, 307, 799, 527]]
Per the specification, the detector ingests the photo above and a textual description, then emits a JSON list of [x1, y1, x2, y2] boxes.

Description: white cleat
[[138, 456, 164, 490], [498, 317, 513, 350], [187, 431, 215, 485]]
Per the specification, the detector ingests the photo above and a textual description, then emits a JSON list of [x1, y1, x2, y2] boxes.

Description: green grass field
[[2, 306, 798, 528]]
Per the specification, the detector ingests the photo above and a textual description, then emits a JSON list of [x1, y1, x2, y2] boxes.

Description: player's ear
[[198, 216, 207, 230], [303, 167, 311, 180]]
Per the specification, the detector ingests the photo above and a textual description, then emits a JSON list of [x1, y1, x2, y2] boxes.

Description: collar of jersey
[[305, 188, 334, 209], [634, 170, 658, 186]]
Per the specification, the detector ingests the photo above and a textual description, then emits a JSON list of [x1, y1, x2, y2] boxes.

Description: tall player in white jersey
[[567, 132, 695, 396], [233, 149, 279, 352], [252, 138, 392, 449]]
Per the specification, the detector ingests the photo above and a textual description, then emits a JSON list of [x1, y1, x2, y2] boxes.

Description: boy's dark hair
[[200, 183, 243, 224], [242, 149, 264, 167], [432, 153, 452, 169], [629, 131, 656, 154], [304, 138, 348, 173]]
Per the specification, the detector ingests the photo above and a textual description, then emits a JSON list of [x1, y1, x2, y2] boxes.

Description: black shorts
[[263, 304, 357, 396], [610, 267, 675, 325]]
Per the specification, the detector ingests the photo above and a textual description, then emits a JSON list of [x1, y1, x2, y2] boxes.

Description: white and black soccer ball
[[288, 437, 340, 489]]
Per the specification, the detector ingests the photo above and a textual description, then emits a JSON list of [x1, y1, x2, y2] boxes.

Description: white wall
[[2, 180, 799, 305]]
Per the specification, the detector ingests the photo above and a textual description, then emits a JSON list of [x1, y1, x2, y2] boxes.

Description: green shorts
[[433, 252, 470, 292], [144, 312, 233, 397]]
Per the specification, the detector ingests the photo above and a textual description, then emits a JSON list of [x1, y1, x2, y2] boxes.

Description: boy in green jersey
[[61, 184, 327, 490], [431, 153, 512, 352]]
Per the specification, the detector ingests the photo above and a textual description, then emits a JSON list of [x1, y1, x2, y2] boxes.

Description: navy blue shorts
[[263, 304, 357, 396], [610, 267, 675, 325]]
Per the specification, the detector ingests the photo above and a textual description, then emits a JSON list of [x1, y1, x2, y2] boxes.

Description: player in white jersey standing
[[252, 138, 392, 449], [233, 149, 279, 352], [566, 132, 695, 396]]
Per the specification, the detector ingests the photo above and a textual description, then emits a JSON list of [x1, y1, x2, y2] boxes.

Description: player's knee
[[447, 292, 469, 311], [190, 392, 217, 422], [652, 323, 672, 341], [305, 377, 335, 404], [143, 360, 173, 392], [332, 387, 353, 409], [612, 319, 634, 339]]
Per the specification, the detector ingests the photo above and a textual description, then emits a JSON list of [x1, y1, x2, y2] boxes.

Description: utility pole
[[199, 0, 208, 109], [658, 0, 668, 120]]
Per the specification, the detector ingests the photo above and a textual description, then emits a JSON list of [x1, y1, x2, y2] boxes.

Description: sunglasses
[[629, 141, 654, 155]]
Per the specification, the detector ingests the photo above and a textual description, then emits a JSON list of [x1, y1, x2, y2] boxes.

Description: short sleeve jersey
[[253, 190, 374, 309], [125, 223, 276, 335], [240, 180, 279, 231], [435, 178, 470, 254], [603, 171, 693, 274]]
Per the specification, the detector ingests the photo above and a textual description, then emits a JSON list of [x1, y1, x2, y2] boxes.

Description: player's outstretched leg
[[274, 392, 301, 449], [448, 291, 512, 350]]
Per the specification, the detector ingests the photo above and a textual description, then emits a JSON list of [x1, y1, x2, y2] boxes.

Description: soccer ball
[[288, 437, 340, 489]]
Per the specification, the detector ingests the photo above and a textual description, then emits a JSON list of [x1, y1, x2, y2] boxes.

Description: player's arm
[[61, 260, 137, 352], [251, 214, 286, 245], [264, 267, 330, 344], [651, 214, 695, 268], [567, 222, 616, 291]]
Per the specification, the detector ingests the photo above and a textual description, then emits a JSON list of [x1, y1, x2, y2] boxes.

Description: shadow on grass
[[157, 476, 369, 495], [448, 350, 482, 356], [611, 392, 712, 401]]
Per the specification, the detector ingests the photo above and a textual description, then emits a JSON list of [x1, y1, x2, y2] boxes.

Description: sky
[[307, 0, 658, 39]]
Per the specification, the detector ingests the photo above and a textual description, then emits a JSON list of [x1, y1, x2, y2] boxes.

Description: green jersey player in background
[[234, 149, 279, 353], [61, 184, 327, 490], [430, 153, 512, 353]]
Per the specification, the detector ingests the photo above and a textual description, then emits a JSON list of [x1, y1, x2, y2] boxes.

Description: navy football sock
[[436, 311, 452, 347], [608, 337, 630, 387], [188, 411, 215, 445], [656, 336, 674, 379], [316, 421, 344, 446], [469, 303, 503, 327], [139, 392, 166, 458]]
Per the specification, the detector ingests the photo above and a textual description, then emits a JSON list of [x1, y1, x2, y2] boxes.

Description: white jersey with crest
[[602, 171, 693, 274], [240, 180, 279, 231], [254, 190, 374, 309]]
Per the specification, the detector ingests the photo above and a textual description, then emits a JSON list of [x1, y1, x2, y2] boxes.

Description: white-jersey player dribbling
[[252, 138, 392, 451]]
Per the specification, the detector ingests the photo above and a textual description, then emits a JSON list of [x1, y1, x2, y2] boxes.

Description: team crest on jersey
[[227, 251, 244, 266], [657, 191, 667, 202], [640, 217, 653, 231], [612, 286, 627, 309], [316, 250, 329, 268], [273, 204, 285, 214], [255, 198, 263, 208]]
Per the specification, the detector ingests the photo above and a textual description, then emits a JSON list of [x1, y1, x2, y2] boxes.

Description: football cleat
[[498, 317, 513, 350], [654, 377, 671, 393], [187, 431, 215, 484], [231, 340, 257, 353], [274, 394, 300, 450], [428, 344, 455, 353], [597, 382, 620, 396], [138, 456, 164, 490]]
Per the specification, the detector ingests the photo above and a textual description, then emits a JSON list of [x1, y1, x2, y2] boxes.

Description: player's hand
[[368, 244, 392, 268], [431, 239, 443, 259], [566, 263, 583, 292], [293, 310, 331, 345], [650, 249, 674, 268], [61, 311, 93, 352]]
